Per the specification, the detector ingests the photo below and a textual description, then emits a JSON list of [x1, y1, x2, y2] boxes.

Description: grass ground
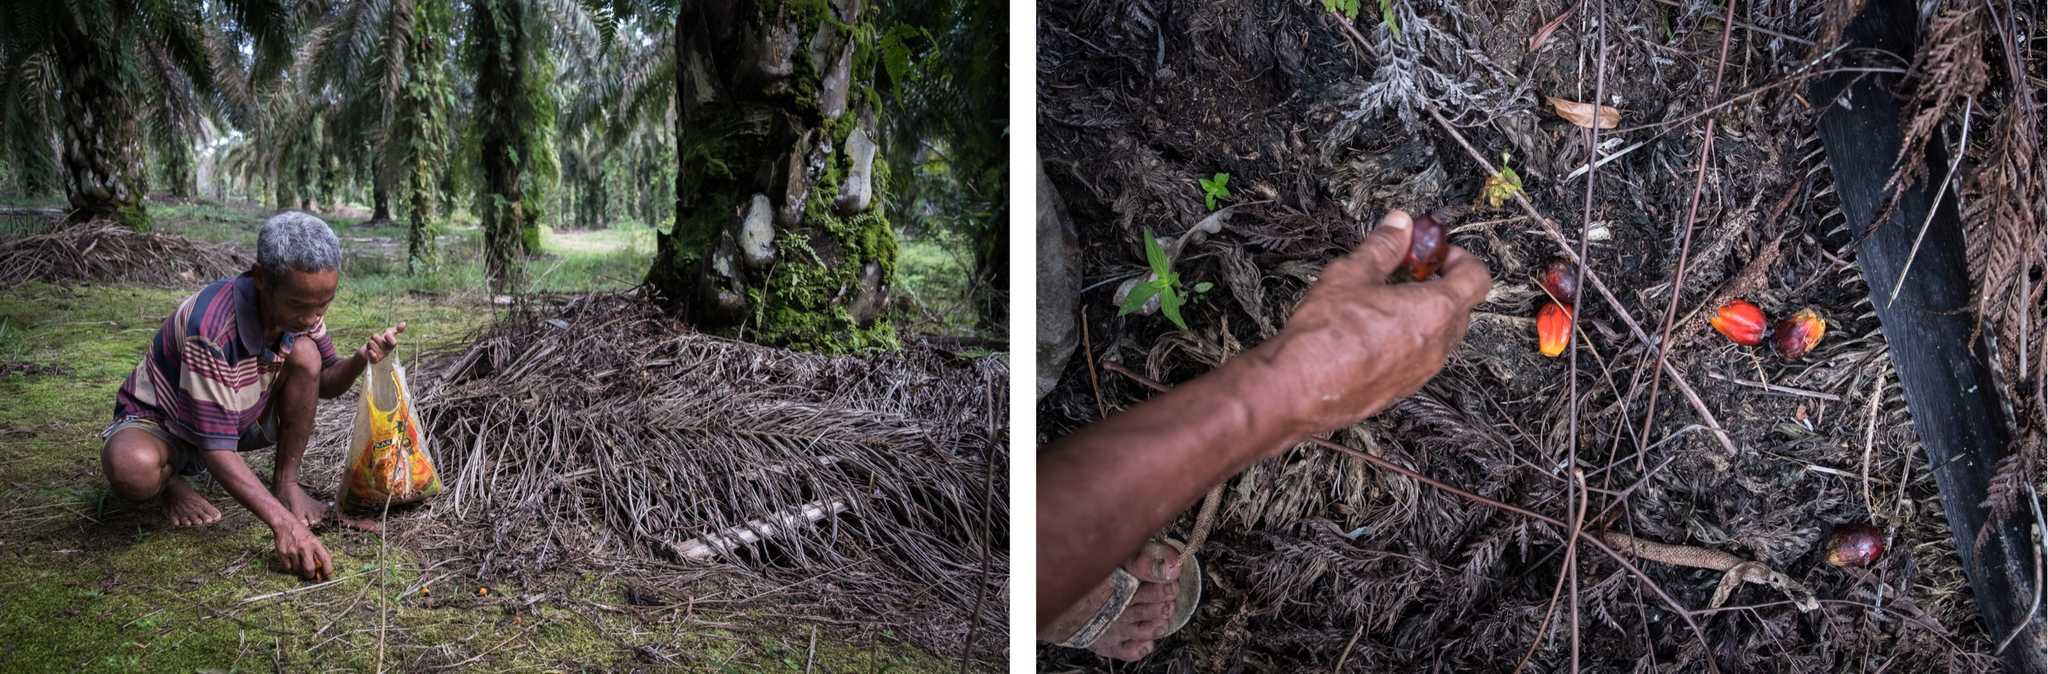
[[0, 198, 955, 672]]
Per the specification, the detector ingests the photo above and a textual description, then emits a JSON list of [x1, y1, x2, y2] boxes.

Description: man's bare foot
[[1045, 541, 1187, 661], [274, 480, 329, 527], [160, 476, 223, 527]]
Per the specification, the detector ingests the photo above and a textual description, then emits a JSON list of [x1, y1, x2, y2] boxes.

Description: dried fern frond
[[1886, 5, 1988, 208]]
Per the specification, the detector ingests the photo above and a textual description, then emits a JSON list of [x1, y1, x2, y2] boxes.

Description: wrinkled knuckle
[[1372, 235, 1407, 264]]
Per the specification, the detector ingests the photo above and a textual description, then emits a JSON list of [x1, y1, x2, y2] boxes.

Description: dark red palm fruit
[[1709, 299, 1768, 347], [1540, 258, 1579, 306], [1403, 210, 1449, 281], [1825, 524, 1885, 568], [1772, 308, 1827, 360]]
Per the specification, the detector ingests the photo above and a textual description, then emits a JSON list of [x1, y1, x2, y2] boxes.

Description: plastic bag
[[340, 354, 441, 511]]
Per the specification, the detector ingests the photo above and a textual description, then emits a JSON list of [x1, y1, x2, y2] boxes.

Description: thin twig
[[1515, 468, 1593, 674], [1564, 0, 1613, 663], [1886, 97, 1974, 307], [1704, 372, 1844, 401], [239, 570, 374, 604], [1637, 0, 1743, 474], [1563, 137, 1656, 182], [1333, 622, 1367, 674], [376, 495, 392, 674], [429, 620, 543, 671], [1082, 309, 1107, 420], [804, 625, 819, 674], [958, 379, 999, 673], [1611, 61, 1892, 135], [1860, 364, 1889, 522]]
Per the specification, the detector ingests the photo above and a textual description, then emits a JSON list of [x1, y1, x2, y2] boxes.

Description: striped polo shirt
[[113, 273, 341, 450]]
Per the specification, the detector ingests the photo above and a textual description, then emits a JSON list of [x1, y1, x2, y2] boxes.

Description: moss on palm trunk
[[650, 0, 900, 353]]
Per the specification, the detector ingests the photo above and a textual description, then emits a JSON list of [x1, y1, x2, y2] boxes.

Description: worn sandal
[[1055, 538, 1202, 649]]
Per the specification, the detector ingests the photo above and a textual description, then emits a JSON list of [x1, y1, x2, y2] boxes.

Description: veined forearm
[[317, 353, 366, 399], [1036, 357, 1307, 628]]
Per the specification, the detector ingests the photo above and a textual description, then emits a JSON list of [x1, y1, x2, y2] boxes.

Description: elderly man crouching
[[99, 211, 405, 581]]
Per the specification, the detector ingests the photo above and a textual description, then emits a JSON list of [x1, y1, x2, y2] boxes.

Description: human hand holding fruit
[[1236, 209, 1493, 443]]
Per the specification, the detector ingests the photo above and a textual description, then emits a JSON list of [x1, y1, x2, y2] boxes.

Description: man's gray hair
[[256, 211, 342, 276]]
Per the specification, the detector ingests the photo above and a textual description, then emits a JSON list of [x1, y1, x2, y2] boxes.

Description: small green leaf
[[1477, 151, 1527, 208], [1380, 0, 1401, 35], [1199, 173, 1230, 211], [1142, 228, 1170, 276], [1194, 281, 1214, 293], [1120, 280, 1163, 315], [1159, 288, 1188, 330]]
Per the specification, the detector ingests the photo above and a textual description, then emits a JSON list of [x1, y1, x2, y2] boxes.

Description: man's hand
[[273, 519, 333, 581], [1240, 209, 1492, 441], [358, 322, 407, 363], [1037, 207, 1493, 628]]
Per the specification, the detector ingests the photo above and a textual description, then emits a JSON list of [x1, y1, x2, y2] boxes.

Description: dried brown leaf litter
[[1545, 96, 1621, 130], [310, 294, 1008, 663], [0, 220, 253, 288]]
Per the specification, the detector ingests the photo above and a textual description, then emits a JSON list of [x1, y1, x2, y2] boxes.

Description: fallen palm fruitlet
[[1773, 308, 1827, 360], [1540, 258, 1579, 306], [1825, 524, 1885, 568], [1536, 302, 1571, 358], [1710, 299, 1768, 346], [1403, 210, 1449, 281]]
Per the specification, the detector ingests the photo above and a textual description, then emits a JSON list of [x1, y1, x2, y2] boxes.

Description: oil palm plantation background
[[0, 0, 1006, 348]]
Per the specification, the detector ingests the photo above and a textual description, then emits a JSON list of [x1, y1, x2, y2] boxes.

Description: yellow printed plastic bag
[[340, 355, 441, 511]]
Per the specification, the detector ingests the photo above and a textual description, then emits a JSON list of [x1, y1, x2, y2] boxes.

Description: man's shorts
[[101, 412, 278, 477]]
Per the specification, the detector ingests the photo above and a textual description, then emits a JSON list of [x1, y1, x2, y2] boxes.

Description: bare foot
[[159, 476, 222, 527], [1046, 541, 1185, 661], [274, 481, 330, 527]]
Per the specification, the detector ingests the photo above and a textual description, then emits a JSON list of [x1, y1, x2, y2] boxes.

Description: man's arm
[[198, 449, 332, 580], [316, 323, 405, 398], [1036, 210, 1492, 627], [1037, 354, 1306, 628], [318, 352, 367, 399]]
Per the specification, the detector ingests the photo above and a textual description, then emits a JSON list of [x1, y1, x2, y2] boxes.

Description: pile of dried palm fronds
[[316, 294, 1008, 662], [0, 220, 252, 288]]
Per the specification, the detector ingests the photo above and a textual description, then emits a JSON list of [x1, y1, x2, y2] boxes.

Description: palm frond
[[227, 0, 299, 85], [376, 0, 420, 131]]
